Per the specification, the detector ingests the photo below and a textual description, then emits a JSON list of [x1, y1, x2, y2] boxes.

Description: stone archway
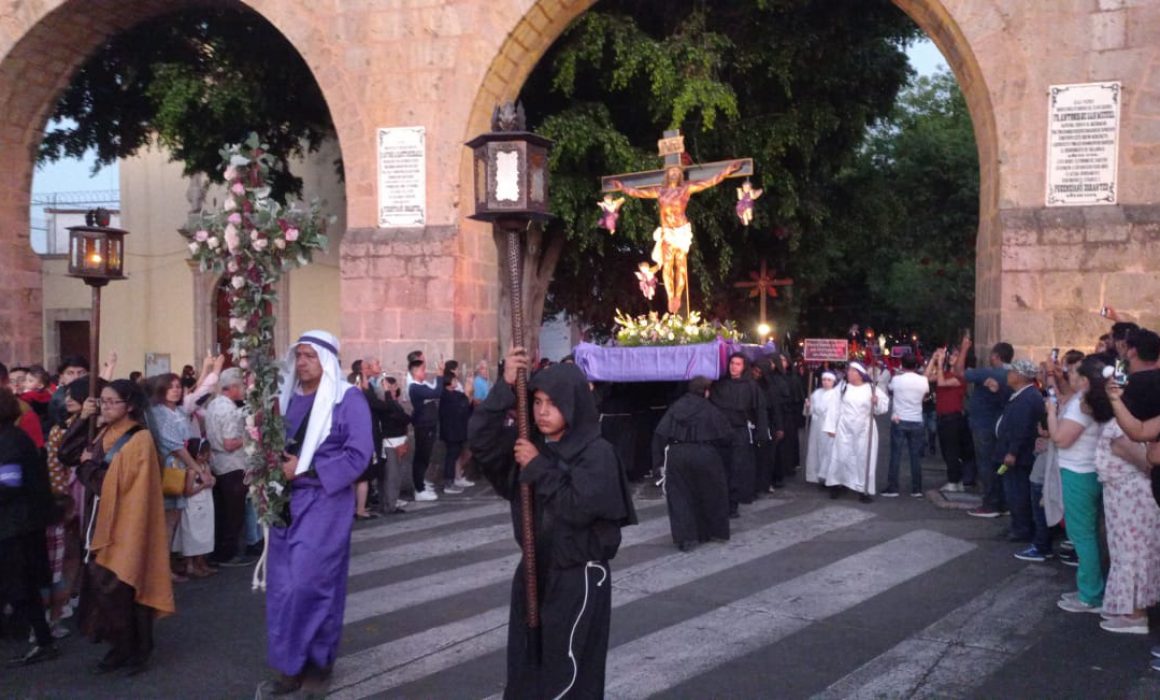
[[461, 0, 1004, 347], [0, 0, 360, 365]]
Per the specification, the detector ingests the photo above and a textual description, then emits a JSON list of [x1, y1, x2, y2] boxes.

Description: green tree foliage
[[38, 7, 334, 199], [522, 0, 921, 331], [813, 70, 979, 344], [523, 0, 977, 345]]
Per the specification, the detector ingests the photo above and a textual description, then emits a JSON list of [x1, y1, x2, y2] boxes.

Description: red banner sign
[[803, 338, 849, 363]]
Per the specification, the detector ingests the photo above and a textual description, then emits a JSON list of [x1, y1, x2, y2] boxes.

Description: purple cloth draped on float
[[574, 340, 726, 382], [573, 340, 780, 383], [266, 386, 373, 676]]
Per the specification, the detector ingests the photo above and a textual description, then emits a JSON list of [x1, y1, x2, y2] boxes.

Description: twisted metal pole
[[504, 219, 541, 665]]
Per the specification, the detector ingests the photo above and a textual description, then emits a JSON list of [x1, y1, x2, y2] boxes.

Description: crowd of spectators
[[0, 347, 494, 671]]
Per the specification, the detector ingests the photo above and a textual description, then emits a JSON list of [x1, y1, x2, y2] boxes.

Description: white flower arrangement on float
[[613, 309, 741, 347]]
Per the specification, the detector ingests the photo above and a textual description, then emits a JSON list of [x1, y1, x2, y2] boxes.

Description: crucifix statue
[[603, 129, 753, 315], [733, 259, 793, 327]]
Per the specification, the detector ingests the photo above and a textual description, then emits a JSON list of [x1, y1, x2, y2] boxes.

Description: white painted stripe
[[603, 530, 976, 699], [813, 565, 1066, 700], [342, 505, 680, 625], [349, 502, 509, 544], [348, 523, 514, 576], [329, 502, 865, 699]]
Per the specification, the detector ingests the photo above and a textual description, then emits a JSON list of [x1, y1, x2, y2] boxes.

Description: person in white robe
[[804, 372, 840, 484], [820, 363, 890, 501]]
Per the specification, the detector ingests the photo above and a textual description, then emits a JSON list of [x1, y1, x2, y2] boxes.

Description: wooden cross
[[733, 260, 793, 325], [600, 129, 754, 192]]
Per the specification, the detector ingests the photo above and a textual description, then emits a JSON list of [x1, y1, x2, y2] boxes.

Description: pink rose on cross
[[252, 235, 268, 252], [231, 182, 246, 195], [224, 224, 240, 254], [223, 166, 238, 181], [194, 229, 209, 242], [227, 259, 239, 274], [274, 238, 286, 250], [231, 275, 246, 290], [228, 213, 242, 225], [188, 242, 200, 254], [207, 236, 220, 250], [229, 317, 247, 333], [224, 197, 237, 212], [285, 227, 300, 242]]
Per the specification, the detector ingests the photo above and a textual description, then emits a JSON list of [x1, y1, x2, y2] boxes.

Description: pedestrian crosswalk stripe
[[603, 530, 975, 699], [329, 503, 868, 699], [812, 565, 1066, 700], [349, 502, 509, 544], [348, 523, 514, 576], [342, 499, 780, 625]]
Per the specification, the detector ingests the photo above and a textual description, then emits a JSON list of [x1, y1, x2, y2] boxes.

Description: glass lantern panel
[[108, 237, 123, 275], [494, 150, 520, 203]]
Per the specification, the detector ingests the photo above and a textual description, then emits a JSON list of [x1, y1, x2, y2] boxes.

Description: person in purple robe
[[265, 330, 373, 695], [735, 179, 763, 226]]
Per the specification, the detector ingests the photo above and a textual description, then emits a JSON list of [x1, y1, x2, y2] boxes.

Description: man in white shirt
[[883, 353, 930, 497], [206, 368, 252, 566]]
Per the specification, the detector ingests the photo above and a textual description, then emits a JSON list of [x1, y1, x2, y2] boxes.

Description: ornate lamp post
[[67, 208, 128, 431], [466, 101, 552, 664]]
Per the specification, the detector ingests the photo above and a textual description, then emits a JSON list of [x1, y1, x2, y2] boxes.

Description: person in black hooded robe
[[468, 347, 637, 699], [710, 353, 768, 514], [753, 358, 788, 493], [653, 377, 732, 550]]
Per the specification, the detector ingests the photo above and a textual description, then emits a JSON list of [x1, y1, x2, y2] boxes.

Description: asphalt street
[[5, 422, 1160, 699]]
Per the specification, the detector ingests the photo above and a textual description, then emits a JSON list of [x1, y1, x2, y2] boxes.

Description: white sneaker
[[940, 482, 964, 493], [1057, 597, 1102, 614], [414, 490, 438, 502], [443, 485, 464, 495], [454, 477, 475, 488], [1100, 616, 1149, 634], [424, 480, 437, 492], [394, 499, 410, 509]]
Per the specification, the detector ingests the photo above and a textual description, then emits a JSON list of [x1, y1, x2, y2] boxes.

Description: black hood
[[529, 363, 600, 459], [656, 393, 732, 444]]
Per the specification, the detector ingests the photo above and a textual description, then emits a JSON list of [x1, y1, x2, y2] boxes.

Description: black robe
[[652, 393, 732, 546], [710, 373, 767, 506], [756, 371, 789, 492], [469, 364, 637, 700]]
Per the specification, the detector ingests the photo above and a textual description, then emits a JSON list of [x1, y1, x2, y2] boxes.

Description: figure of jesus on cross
[[604, 129, 753, 315]]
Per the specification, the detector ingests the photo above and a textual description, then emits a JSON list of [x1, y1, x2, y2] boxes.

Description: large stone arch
[[0, 0, 361, 365], [466, 2, 1160, 359], [461, 0, 1006, 346]]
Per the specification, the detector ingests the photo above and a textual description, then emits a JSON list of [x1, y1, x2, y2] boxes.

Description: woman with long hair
[[1050, 356, 1110, 614], [146, 373, 213, 582], [1100, 368, 1160, 634], [76, 380, 174, 674]]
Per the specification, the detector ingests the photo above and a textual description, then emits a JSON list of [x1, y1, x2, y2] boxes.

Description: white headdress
[[821, 371, 837, 382], [279, 330, 353, 476]]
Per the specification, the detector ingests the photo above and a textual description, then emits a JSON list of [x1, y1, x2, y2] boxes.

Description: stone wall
[[2, 0, 1160, 370]]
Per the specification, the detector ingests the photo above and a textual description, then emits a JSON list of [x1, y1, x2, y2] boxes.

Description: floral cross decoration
[[182, 133, 331, 527]]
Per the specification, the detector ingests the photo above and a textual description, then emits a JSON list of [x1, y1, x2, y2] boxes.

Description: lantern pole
[[501, 216, 542, 665], [87, 283, 102, 438]]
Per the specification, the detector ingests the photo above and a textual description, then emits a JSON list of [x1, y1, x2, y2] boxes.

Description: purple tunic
[[266, 386, 373, 676]]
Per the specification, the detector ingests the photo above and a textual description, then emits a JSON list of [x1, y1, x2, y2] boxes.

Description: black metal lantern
[[465, 102, 552, 222], [67, 217, 127, 287], [66, 210, 129, 434]]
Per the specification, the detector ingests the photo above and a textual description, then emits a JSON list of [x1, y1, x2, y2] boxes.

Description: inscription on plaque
[[377, 127, 426, 227], [1046, 82, 1120, 207]]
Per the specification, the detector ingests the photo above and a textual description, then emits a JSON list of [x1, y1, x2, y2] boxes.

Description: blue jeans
[[887, 420, 926, 493], [1030, 482, 1051, 554], [971, 427, 1006, 510]]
